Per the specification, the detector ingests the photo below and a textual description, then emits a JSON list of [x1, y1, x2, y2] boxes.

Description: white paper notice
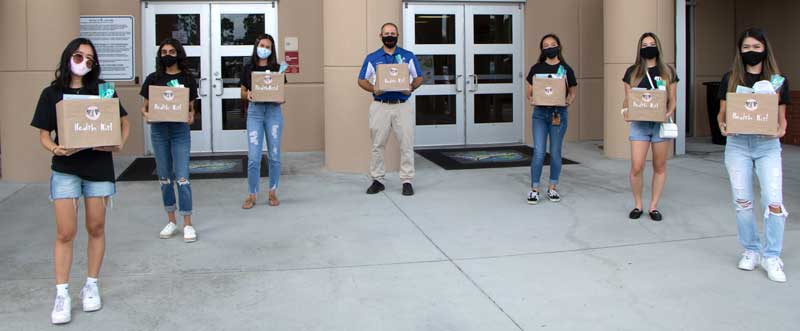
[[80, 16, 135, 81]]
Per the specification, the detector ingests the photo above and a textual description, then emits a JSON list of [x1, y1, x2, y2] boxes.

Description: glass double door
[[142, 2, 278, 153], [404, 3, 524, 146]]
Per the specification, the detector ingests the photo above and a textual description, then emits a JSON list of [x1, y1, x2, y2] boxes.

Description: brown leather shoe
[[242, 195, 256, 209], [268, 191, 280, 206]]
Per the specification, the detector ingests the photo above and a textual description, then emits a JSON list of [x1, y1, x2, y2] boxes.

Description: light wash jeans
[[246, 102, 283, 194], [724, 135, 788, 257]]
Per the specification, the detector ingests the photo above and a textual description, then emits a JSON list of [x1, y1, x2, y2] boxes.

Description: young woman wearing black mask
[[717, 28, 790, 282], [621, 32, 678, 222], [140, 38, 199, 242], [524, 34, 578, 204], [31, 37, 130, 324]]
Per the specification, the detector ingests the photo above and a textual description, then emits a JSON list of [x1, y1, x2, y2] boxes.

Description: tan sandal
[[241, 196, 256, 209], [268, 191, 280, 206]]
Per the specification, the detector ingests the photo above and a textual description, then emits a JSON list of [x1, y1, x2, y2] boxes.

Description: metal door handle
[[471, 74, 479, 92], [214, 77, 223, 96], [455, 74, 463, 92], [199, 77, 208, 97]]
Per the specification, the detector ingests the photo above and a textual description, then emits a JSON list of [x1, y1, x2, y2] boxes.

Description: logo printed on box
[[85, 106, 101, 121], [544, 86, 553, 96], [745, 99, 758, 111], [389, 67, 399, 76], [162, 90, 175, 102], [263, 75, 273, 85], [642, 93, 653, 103]]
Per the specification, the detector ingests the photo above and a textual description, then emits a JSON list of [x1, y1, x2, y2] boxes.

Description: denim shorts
[[50, 171, 116, 200], [629, 121, 669, 143]]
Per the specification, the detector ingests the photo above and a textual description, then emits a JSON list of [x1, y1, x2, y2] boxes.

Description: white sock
[[85, 277, 98, 287], [56, 284, 69, 296]]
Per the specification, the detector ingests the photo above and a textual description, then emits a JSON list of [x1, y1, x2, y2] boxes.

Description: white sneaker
[[159, 222, 178, 239], [51, 294, 71, 324], [183, 225, 197, 243], [761, 257, 787, 282], [80, 283, 102, 312], [527, 190, 540, 205], [737, 250, 760, 271]]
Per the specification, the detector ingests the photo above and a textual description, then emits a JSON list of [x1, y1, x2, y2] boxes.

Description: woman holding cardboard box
[[525, 34, 577, 204], [31, 38, 130, 324], [240, 34, 286, 209], [140, 38, 199, 243], [717, 28, 790, 283], [621, 32, 678, 222]]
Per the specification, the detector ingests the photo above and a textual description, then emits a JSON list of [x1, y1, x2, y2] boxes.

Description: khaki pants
[[369, 101, 415, 182]]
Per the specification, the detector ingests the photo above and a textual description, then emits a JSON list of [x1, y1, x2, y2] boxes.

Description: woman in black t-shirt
[[30, 38, 129, 324], [240, 34, 286, 209], [140, 38, 199, 243], [621, 32, 678, 222], [717, 28, 790, 282], [524, 34, 578, 205]]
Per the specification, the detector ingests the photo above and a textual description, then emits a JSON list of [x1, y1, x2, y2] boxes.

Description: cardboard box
[[531, 77, 567, 106], [56, 98, 122, 149], [251, 72, 285, 103], [374, 64, 411, 93], [148, 85, 190, 123], [726, 93, 779, 135], [627, 89, 667, 122]]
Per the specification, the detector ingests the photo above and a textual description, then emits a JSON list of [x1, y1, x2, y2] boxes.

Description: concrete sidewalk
[[1, 141, 798, 330]]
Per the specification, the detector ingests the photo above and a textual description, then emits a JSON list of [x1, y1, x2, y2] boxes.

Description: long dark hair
[[537, 34, 567, 65], [155, 38, 194, 81], [250, 34, 279, 70], [629, 32, 674, 90], [51, 38, 100, 90], [726, 27, 781, 92]]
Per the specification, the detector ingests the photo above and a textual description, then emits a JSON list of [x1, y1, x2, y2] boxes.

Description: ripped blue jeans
[[724, 135, 788, 257], [246, 102, 283, 194], [150, 122, 192, 216]]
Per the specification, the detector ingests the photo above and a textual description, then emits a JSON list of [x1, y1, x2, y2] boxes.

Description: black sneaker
[[402, 183, 414, 196], [366, 180, 385, 194], [527, 190, 540, 205], [546, 189, 561, 202]]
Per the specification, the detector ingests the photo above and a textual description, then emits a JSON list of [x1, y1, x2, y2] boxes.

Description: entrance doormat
[[416, 145, 578, 170], [117, 155, 268, 181]]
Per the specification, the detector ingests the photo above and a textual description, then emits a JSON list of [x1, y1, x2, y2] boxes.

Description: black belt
[[375, 99, 406, 104]]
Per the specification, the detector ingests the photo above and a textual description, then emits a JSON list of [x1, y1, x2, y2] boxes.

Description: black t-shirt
[[718, 72, 791, 105], [526, 62, 578, 87], [139, 71, 199, 101], [30, 82, 128, 182], [623, 65, 679, 89], [239, 63, 287, 91]]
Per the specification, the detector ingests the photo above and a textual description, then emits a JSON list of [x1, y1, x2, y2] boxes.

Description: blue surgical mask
[[257, 47, 272, 59]]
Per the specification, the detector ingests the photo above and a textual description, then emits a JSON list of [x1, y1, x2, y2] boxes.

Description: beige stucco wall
[[524, 0, 605, 145], [323, 0, 403, 174], [0, 0, 80, 182]]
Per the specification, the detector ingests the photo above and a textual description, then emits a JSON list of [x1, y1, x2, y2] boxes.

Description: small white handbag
[[659, 117, 678, 139]]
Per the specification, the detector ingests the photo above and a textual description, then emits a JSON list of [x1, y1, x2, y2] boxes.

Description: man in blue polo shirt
[[358, 22, 423, 196]]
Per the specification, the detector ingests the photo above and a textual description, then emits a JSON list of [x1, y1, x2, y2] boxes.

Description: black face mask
[[160, 55, 178, 68], [382, 35, 398, 49], [741, 51, 766, 66], [543, 47, 560, 59], [640, 46, 659, 60]]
